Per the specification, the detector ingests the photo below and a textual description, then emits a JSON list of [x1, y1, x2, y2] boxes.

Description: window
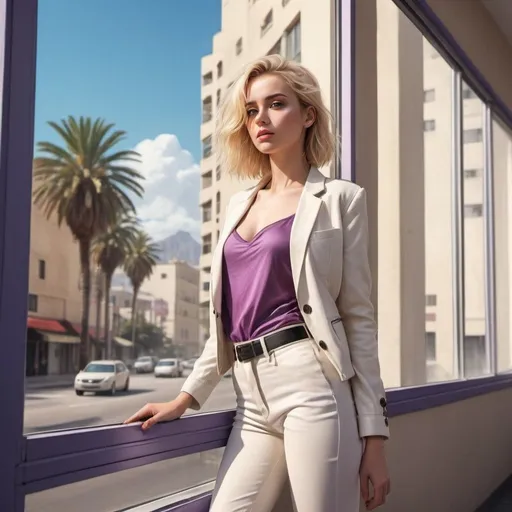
[[423, 89, 435, 103], [217, 60, 223, 78], [202, 234, 212, 255], [464, 168, 482, 179], [202, 170, 213, 189], [426, 294, 437, 306], [202, 71, 212, 86], [216, 89, 221, 106], [261, 9, 273, 37], [463, 128, 483, 144], [286, 19, 301, 62], [282, 0, 291, 6], [202, 96, 212, 123], [161, 273, 167, 279], [216, 192, 221, 215], [216, 165, 221, 181], [235, 37, 243, 55], [202, 135, 212, 159], [462, 84, 477, 100], [202, 201, 212, 223], [38, 259, 46, 279], [203, 282, 210, 292], [464, 204, 483, 218], [28, 293, 38, 312], [268, 39, 282, 56], [423, 119, 436, 132], [425, 332, 436, 362]]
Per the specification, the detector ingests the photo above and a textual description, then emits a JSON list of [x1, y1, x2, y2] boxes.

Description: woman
[[125, 55, 390, 511]]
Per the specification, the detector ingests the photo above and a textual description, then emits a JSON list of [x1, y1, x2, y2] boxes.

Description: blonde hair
[[215, 55, 336, 179]]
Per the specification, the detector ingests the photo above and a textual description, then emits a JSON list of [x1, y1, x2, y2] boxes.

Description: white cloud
[[132, 134, 201, 242]]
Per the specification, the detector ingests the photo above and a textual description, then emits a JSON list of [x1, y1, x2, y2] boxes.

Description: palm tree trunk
[[79, 238, 91, 369], [131, 287, 139, 359], [95, 269, 102, 358], [104, 272, 113, 360]]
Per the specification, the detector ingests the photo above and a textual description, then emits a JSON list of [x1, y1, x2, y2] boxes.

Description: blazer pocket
[[310, 227, 341, 241], [308, 228, 341, 277]]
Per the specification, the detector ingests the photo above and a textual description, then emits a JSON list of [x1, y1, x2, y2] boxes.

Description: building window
[[202, 96, 212, 123], [202, 170, 213, 189], [268, 38, 281, 56], [463, 128, 483, 144], [261, 9, 273, 37], [286, 19, 301, 62], [202, 201, 212, 223], [216, 192, 221, 215], [423, 89, 435, 103], [28, 294, 38, 312], [202, 72, 212, 86], [464, 204, 483, 217], [161, 273, 167, 279], [425, 332, 436, 362], [202, 234, 212, 255], [425, 294, 437, 307], [203, 282, 210, 292], [423, 119, 436, 132], [216, 165, 221, 181], [462, 84, 477, 100], [217, 61, 223, 78], [216, 89, 221, 107], [235, 37, 243, 56], [38, 259, 46, 280], [282, 0, 291, 6], [202, 135, 212, 159], [464, 168, 482, 179]]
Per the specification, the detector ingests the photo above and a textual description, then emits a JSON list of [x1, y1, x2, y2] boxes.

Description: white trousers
[[210, 335, 363, 512]]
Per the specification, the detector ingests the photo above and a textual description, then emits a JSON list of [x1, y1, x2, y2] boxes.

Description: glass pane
[[461, 81, 489, 378], [376, 1, 457, 387], [493, 118, 512, 373], [24, 448, 223, 512]]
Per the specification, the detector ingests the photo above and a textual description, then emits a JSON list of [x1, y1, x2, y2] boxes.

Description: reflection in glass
[[461, 81, 489, 378], [493, 118, 512, 373]]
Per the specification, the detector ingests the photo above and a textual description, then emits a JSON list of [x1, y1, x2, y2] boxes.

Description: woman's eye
[[246, 109, 257, 116], [271, 101, 284, 108]]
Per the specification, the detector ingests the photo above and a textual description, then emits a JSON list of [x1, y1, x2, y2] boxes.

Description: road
[[24, 373, 236, 512]]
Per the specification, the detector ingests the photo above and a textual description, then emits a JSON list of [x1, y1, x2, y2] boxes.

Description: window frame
[[2, 0, 512, 510]]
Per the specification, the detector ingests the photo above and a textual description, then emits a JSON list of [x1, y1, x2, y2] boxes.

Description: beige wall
[[29, 201, 82, 324]]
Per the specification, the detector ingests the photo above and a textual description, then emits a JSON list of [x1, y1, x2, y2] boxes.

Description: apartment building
[[141, 259, 200, 359], [199, 0, 333, 335]]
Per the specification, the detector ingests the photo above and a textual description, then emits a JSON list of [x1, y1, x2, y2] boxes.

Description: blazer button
[[319, 340, 327, 350], [303, 304, 312, 314], [380, 397, 387, 408]]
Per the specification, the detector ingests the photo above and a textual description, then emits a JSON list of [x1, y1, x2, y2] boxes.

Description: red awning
[[27, 317, 67, 334], [70, 323, 104, 341]]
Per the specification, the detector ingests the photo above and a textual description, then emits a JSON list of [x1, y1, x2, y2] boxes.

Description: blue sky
[[34, 1, 221, 242]]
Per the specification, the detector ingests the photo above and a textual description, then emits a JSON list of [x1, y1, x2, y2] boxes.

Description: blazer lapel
[[290, 167, 326, 295]]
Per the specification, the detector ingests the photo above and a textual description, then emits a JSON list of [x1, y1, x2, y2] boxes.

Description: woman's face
[[244, 73, 314, 157]]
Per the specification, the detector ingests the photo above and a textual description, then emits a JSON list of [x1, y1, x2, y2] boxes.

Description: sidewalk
[[25, 374, 75, 391]]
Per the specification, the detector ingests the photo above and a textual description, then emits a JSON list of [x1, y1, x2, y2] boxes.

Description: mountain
[[155, 230, 201, 266]]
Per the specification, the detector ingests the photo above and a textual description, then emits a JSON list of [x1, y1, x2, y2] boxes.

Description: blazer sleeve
[[179, 195, 237, 410], [336, 187, 390, 439]]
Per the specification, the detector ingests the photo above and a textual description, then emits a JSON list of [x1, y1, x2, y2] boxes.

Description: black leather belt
[[234, 324, 309, 362]]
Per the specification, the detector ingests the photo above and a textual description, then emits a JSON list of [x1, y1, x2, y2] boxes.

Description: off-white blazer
[[181, 166, 389, 439]]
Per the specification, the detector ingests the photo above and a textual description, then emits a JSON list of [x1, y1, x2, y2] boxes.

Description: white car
[[74, 360, 130, 396], [154, 358, 182, 378], [133, 356, 156, 373]]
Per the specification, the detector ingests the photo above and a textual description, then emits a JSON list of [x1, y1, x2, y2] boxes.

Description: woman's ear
[[304, 106, 316, 128]]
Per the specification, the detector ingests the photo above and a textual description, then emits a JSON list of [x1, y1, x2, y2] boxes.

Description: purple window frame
[[1, 0, 512, 510]]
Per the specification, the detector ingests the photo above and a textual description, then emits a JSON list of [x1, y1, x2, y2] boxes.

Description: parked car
[[133, 356, 156, 373], [154, 358, 182, 378], [74, 360, 130, 396], [181, 358, 198, 371]]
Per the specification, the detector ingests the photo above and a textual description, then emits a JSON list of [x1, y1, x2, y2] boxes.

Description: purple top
[[221, 214, 304, 342]]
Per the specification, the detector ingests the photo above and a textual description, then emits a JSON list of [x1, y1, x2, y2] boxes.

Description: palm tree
[[93, 214, 139, 359], [124, 230, 159, 357], [33, 116, 144, 368]]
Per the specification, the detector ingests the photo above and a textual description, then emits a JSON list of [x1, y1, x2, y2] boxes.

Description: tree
[[33, 116, 144, 368], [92, 214, 138, 359], [124, 230, 159, 357], [120, 318, 165, 353]]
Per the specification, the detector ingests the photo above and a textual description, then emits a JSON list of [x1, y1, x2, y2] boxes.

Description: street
[[24, 373, 236, 512]]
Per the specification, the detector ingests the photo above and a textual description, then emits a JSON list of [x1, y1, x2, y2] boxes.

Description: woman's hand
[[123, 392, 194, 431], [359, 437, 391, 510]]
